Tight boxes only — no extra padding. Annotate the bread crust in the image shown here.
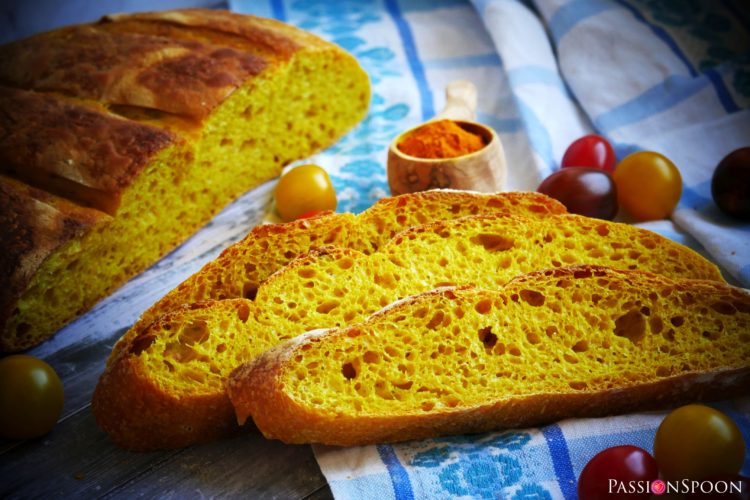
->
[228,266,750,446]
[0,10,282,119]
[0,86,178,211]
[0,176,110,347]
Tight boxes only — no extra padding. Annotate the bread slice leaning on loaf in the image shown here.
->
[0,9,370,351]
[228,265,750,446]
[109,191,567,364]
[93,212,723,450]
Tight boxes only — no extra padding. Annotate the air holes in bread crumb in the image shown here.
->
[394,381,413,390]
[427,311,445,330]
[650,316,663,334]
[569,381,587,390]
[422,401,435,411]
[478,327,497,348]
[614,310,646,343]
[316,300,339,314]
[338,257,355,270]
[520,289,545,307]
[526,332,541,344]
[572,340,588,353]
[179,321,209,345]
[216,343,227,353]
[711,301,736,315]
[130,334,156,355]
[670,316,684,327]
[475,299,492,314]
[471,233,514,252]
[341,362,357,379]
[363,351,380,363]
[236,303,250,322]
[298,268,316,278]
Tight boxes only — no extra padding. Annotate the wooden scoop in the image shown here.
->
[387,81,507,195]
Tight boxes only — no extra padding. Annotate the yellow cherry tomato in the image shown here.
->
[0,355,65,439]
[654,404,746,480]
[274,164,337,221]
[612,151,682,221]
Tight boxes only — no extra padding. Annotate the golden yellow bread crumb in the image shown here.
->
[0,9,370,351]
[94,211,723,450]
[109,191,567,364]
[229,265,750,446]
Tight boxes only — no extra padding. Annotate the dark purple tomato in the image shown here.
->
[537,168,618,219]
[578,445,659,500]
[712,147,750,220]
[562,134,616,172]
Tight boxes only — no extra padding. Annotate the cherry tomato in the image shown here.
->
[562,134,616,172]
[537,167,618,219]
[274,164,337,222]
[0,355,65,439]
[578,445,658,500]
[654,404,746,481]
[712,147,750,220]
[612,151,682,221]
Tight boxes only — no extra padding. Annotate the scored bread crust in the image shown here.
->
[95,206,724,450]
[228,266,750,446]
[0,9,371,351]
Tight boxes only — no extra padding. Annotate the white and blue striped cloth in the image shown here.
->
[11,0,749,497]
[228,1,750,498]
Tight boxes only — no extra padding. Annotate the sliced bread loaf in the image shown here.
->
[229,265,750,446]
[0,9,370,351]
[93,212,723,449]
[110,191,566,363]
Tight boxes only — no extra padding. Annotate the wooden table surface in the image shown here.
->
[0,182,333,499]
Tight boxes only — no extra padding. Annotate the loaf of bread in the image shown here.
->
[228,265,750,446]
[93,211,722,450]
[0,9,370,351]
[109,190,567,363]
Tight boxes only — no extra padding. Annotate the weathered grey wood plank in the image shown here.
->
[0,406,180,498]
[104,431,328,499]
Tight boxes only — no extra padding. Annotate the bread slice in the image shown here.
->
[0,9,370,351]
[109,191,567,363]
[93,212,723,450]
[228,265,750,446]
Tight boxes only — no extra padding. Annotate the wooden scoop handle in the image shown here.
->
[436,80,477,121]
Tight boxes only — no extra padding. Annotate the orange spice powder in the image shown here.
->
[397,119,487,159]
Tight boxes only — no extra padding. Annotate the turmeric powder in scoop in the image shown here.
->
[397,119,487,159]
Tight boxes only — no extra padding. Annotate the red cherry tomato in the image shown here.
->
[612,151,682,221]
[562,134,616,172]
[537,167,618,219]
[654,404,746,481]
[712,147,750,220]
[578,445,658,500]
